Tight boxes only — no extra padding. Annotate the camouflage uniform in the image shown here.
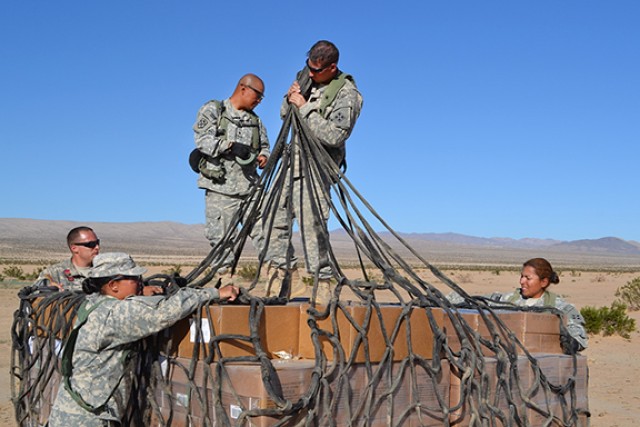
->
[447,289,588,351]
[194,98,270,269]
[33,259,88,291]
[49,287,222,426]
[267,73,363,278]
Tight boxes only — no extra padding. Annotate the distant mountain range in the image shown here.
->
[1,218,639,267]
[383,232,640,253]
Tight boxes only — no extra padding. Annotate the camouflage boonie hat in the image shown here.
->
[89,252,147,278]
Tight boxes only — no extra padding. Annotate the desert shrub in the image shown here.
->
[0,274,4,282]
[162,264,183,276]
[581,302,636,339]
[615,277,640,311]
[3,266,26,280]
[236,265,258,280]
[492,269,501,276]
[364,269,383,282]
[24,266,44,281]
[456,273,472,284]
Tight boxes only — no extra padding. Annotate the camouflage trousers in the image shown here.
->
[263,175,333,279]
[204,190,264,271]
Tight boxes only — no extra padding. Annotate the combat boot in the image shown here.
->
[315,279,332,306]
[266,268,306,299]
[288,268,307,299]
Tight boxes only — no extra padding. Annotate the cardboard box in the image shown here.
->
[312,360,449,427]
[443,309,562,356]
[153,358,316,426]
[407,307,447,360]
[478,310,562,355]
[315,362,409,425]
[150,406,205,427]
[218,360,316,427]
[30,368,60,426]
[441,309,481,354]
[449,354,589,426]
[163,304,300,360]
[406,360,451,427]
[31,296,77,339]
[158,359,213,419]
[22,340,62,426]
[524,353,589,425]
[298,303,444,363]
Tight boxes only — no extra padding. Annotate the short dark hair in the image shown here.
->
[308,40,339,67]
[67,226,95,248]
[82,276,111,294]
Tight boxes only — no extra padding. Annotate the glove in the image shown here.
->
[171,274,189,288]
[230,143,252,161]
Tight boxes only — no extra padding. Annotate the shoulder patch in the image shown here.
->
[331,106,352,129]
[196,117,210,130]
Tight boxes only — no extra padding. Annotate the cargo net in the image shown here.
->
[11,106,589,427]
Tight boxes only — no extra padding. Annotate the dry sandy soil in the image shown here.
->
[2,266,639,426]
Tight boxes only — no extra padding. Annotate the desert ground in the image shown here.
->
[2,265,639,426]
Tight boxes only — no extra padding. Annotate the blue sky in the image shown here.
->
[1,1,638,242]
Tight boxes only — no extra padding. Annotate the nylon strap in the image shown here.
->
[318,72,351,117]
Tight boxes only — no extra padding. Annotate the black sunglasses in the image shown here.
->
[307,60,329,74]
[73,239,100,248]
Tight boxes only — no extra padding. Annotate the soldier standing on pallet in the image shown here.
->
[265,40,363,302]
[190,74,271,285]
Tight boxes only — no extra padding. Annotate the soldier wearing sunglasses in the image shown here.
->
[263,40,363,302]
[33,226,101,291]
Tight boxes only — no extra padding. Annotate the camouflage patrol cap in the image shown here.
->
[89,252,147,278]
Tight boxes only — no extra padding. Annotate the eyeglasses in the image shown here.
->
[242,84,264,100]
[73,239,100,249]
[307,60,329,74]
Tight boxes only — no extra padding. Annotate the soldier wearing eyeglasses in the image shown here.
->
[191,74,271,284]
[32,226,101,291]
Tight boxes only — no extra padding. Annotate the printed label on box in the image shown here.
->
[189,319,211,343]
[230,404,242,419]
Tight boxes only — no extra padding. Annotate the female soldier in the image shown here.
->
[49,252,239,426]
[448,257,588,353]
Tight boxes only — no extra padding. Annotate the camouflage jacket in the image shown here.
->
[447,289,588,351]
[33,259,87,291]
[281,72,363,177]
[194,98,270,197]
[48,287,221,426]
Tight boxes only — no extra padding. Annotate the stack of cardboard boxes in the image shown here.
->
[24,297,588,426]
[151,302,589,426]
